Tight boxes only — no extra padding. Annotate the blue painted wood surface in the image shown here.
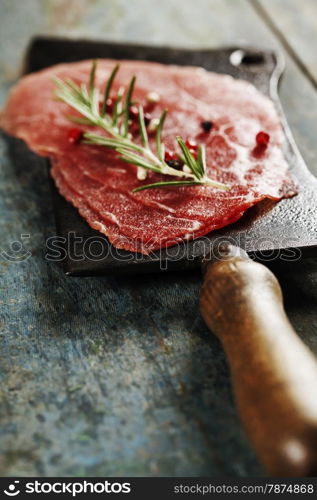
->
[0,0,317,476]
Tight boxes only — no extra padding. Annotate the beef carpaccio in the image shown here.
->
[0,59,297,254]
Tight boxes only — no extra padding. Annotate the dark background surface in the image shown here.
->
[0,0,317,477]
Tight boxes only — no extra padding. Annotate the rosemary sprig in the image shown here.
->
[54,61,229,192]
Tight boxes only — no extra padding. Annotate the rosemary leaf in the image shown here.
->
[84,132,144,154]
[116,148,162,173]
[102,63,120,115]
[122,76,136,137]
[83,133,123,148]
[80,83,90,102]
[64,79,85,101]
[156,109,167,161]
[67,115,94,125]
[197,144,207,177]
[91,87,100,116]
[112,86,124,127]
[133,180,206,192]
[138,106,149,149]
[134,179,229,192]
[89,59,97,98]
[176,136,201,179]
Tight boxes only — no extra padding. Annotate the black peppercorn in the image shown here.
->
[201,120,213,132]
[166,159,184,170]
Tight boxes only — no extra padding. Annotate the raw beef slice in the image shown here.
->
[0,59,297,254]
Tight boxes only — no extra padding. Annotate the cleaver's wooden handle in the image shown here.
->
[200,244,317,476]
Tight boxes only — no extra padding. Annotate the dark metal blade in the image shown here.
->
[23,38,317,275]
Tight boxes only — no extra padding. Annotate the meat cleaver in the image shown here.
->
[24,38,317,475]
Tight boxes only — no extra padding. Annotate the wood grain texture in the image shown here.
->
[255,0,317,86]
[0,0,317,477]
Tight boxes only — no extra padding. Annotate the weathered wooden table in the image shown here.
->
[1,0,317,476]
